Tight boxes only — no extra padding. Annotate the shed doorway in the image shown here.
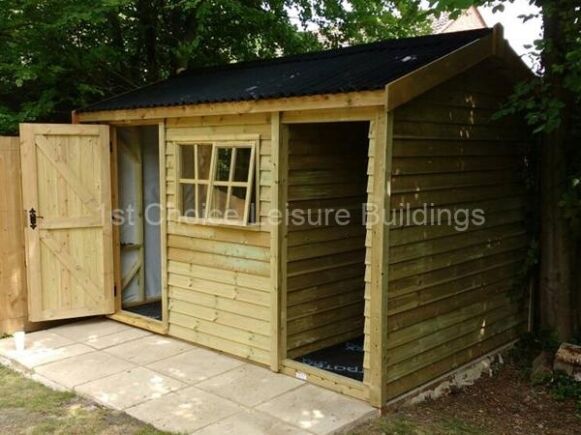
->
[113,126,164,326]
[284,121,369,383]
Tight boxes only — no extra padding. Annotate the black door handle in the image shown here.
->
[29,208,40,229]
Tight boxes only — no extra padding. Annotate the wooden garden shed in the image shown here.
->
[0,25,533,408]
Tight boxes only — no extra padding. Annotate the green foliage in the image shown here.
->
[509,330,560,374]
[520,329,561,355]
[301,0,431,46]
[0,0,431,135]
[493,80,565,134]
[559,176,581,237]
[532,370,581,412]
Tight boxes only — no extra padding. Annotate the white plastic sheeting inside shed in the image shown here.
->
[116,126,161,311]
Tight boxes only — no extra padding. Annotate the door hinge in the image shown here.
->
[114,284,117,297]
[110,141,113,153]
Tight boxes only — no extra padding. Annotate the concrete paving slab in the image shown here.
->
[0,331,74,355]
[35,351,135,389]
[196,409,313,435]
[76,367,186,410]
[147,347,244,384]
[1,343,94,370]
[126,386,242,433]
[256,384,376,435]
[84,328,152,350]
[197,364,304,407]
[104,335,192,365]
[0,319,377,434]
[50,318,132,344]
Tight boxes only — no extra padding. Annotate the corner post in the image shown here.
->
[492,23,505,57]
[369,92,393,408]
[270,112,288,371]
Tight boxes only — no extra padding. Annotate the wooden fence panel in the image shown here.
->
[0,136,30,334]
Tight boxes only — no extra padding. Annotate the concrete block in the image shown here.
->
[147,347,244,384]
[35,351,135,389]
[196,409,312,435]
[257,384,376,435]
[196,364,303,407]
[105,335,192,365]
[76,367,185,410]
[126,386,242,433]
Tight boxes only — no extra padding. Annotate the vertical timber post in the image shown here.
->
[270,112,288,371]
[369,101,392,408]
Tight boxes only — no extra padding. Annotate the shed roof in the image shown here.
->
[78,28,491,113]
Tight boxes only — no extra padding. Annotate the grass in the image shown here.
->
[0,364,170,434]
[352,415,486,435]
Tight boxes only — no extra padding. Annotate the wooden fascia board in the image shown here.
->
[76,90,386,123]
[386,24,534,111]
[385,32,494,111]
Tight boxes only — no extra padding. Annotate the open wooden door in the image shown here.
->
[20,124,115,322]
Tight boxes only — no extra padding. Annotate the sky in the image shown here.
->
[478,0,542,68]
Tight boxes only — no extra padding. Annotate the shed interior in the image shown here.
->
[116,126,162,320]
[285,122,369,381]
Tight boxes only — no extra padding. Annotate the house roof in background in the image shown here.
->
[78,28,492,113]
[432,6,487,34]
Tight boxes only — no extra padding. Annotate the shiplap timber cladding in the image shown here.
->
[285,123,368,359]
[165,113,273,365]
[362,121,376,386]
[384,60,531,401]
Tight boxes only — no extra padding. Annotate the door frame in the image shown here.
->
[275,111,377,402]
[107,120,169,334]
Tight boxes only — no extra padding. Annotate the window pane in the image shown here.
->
[181,184,196,217]
[209,185,228,218]
[180,146,195,179]
[197,144,212,180]
[215,148,232,181]
[248,185,257,224]
[197,184,208,217]
[227,187,247,220]
[233,147,252,182]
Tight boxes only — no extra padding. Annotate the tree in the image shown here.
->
[432,0,581,340]
[0,0,431,134]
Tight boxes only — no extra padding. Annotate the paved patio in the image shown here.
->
[0,318,376,434]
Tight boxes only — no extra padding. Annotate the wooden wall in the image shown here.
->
[385,60,531,400]
[164,114,273,365]
[0,137,29,334]
[286,123,368,358]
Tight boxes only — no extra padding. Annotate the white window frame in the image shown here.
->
[176,135,259,227]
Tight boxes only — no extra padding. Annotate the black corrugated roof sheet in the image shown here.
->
[78,28,491,113]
